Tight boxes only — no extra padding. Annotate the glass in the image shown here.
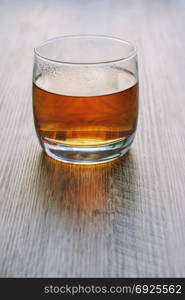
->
[32,35,138,164]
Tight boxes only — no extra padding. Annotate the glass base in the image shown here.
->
[42,133,135,165]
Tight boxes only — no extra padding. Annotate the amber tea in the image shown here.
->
[33,69,138,147]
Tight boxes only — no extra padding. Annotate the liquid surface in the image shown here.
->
[33,68,138,146]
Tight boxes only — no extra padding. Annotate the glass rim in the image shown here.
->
[34,34,137,65]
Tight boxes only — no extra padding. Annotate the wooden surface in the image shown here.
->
[0,0,185,278]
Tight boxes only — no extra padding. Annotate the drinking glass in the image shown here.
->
[32,35,138,164]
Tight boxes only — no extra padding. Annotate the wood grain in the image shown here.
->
[0,0,185,277]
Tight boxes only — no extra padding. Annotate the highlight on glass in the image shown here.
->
[32,35,139,164]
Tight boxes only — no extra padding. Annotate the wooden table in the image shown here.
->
[0,0,185,278]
